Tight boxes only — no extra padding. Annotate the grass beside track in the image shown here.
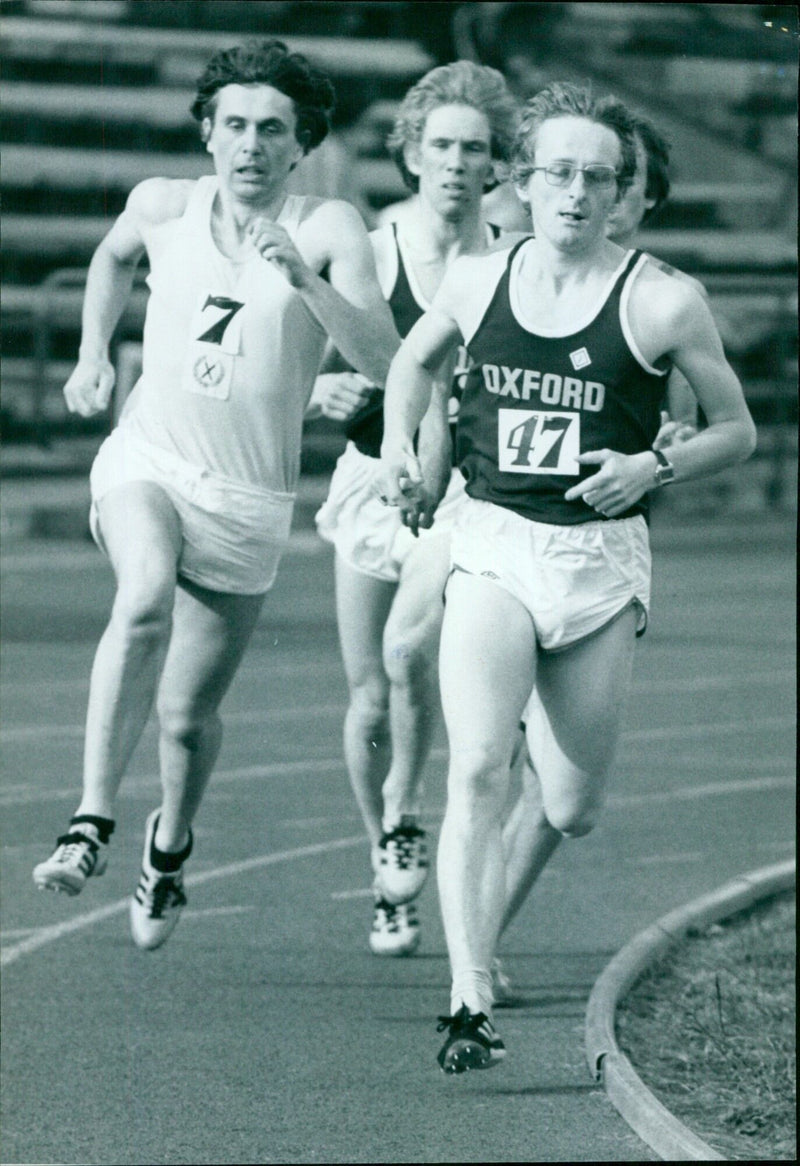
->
[616,889,796,1161]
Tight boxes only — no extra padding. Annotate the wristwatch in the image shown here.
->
[652,448,675,487]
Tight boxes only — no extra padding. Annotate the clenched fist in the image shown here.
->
[63,357,116,417]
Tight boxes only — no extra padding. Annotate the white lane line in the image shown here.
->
[624,852,704,867]
[608,774,794,807]
[2,670,794,737]
[2,717,795,809]
[330,888,374,901]
[1,834,364,968]
[0,758,348,806]
[619,715,794,743]
[1,658,346,698]
[182,905,253,920]
[1,703,348,744]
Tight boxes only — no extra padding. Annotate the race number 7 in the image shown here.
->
[197,296,244,346]
[498,409,581,475]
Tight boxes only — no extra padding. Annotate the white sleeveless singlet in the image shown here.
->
[121,176,327,493]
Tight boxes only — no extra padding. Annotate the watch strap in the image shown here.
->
[653,448,675,485]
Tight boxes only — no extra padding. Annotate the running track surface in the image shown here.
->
[1,504,795,1164]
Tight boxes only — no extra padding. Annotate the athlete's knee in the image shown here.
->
[347,675,390,737]
[111,571,174,643]
[382,631,433,694]
[157,696,221,752]
[448,744,511,807]
[545,793,602,838]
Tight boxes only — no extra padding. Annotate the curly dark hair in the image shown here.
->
[510,82,637,195]
[190,39,335,153]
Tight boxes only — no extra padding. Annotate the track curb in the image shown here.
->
[585,857,796,1161]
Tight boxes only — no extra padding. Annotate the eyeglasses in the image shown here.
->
[532,163,618,189]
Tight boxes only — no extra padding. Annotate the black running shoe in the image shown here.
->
[436,1004,506,1073]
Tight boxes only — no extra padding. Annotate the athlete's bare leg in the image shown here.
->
[153,580,265,851]
[76,482,182,820]
[381,532,449,826]
[437,572,537,1017]
[528,607,638,833]
[498,608,639,936]
[334,553,396,847]
[500,752,562,935]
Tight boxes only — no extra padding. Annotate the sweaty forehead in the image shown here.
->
[535,116,621,167]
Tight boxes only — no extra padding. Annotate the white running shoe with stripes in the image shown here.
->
[130,810,191,951]
[369,884,421,956]
[372,815,428,905]
[33,819,109,895]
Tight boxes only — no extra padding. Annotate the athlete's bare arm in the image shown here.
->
[638,269,756,473]
[405,346,460,533]
[565,268,756,516]
[304,371,375,421]
[648,255,705,441]
[249,198,400,387]
[380,301,462,507]
[64,178,192,417]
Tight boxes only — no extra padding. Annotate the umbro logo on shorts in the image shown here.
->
[481,570,500,580]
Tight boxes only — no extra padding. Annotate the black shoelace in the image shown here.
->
[386,826,424,869]
[149,876,186,918]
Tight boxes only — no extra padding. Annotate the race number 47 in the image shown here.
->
[498,409,580,475]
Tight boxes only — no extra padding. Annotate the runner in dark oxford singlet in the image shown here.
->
[457,243,666,525]
[379,82,756,1075]
[492,112,714,993]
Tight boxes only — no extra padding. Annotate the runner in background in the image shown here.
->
[313,61,518,956]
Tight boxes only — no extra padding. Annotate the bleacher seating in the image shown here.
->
[0,4,433,449]
[0,1,796,506]
[0,14,434,82]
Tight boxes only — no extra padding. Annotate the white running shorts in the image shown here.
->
[89,427,295,595]
[449,497,651,652]
[391,465,468,570]
[315,441,467,583]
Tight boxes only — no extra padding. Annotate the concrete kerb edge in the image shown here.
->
[584,857,796,1162]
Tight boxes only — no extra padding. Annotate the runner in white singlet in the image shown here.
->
[32,40,400,954]
[380,83,755,1073]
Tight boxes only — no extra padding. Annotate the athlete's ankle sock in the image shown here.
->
[150,829,193,873]
[382,811,420,834]
[70,814,115,845]
[450,968,494,1020]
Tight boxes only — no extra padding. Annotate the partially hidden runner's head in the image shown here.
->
[191,39,336,157]
[510,81,638,251]
[607,112,671,243]
[386,60,519,196]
